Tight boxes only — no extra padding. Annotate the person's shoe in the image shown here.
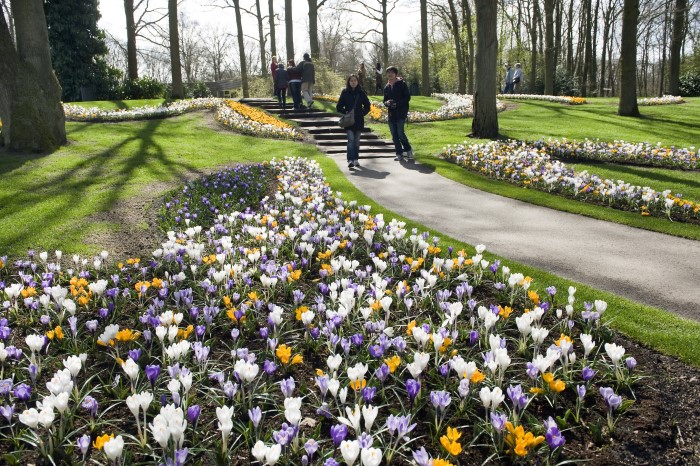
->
[405,150,414,160]
[348,161,354,168]
[353,160,360,167]
[394,154,404,161]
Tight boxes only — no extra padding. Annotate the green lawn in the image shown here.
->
[1,110,699,366]
[0,112,317,257]
[366,97,700,239]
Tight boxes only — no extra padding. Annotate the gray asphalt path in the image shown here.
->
[331,153,700,321]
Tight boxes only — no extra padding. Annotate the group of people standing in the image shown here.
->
[502,63,523,94]
[336,65,413,168]
[271,53,315,111]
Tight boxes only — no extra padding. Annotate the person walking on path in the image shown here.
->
[512,63,523,93]
[270,56,278,97]
[287,59,302,110]
[503,64,514,94]
[374,62,383,95]
[274,63,289,111]
[358,63,366,89]
[296,53,316,109]
[383,66,413,162]
[336,74,371,169]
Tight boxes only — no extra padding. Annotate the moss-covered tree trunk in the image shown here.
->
[471,0,498,139]
[0,0,66,152]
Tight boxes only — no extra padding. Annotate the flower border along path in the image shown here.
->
[324,149,700,321]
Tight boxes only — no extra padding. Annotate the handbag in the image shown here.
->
[338,93,360,128]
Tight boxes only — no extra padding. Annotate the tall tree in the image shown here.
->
[529,0,539,93]
[285,0,294,60]
[618,0,640,116]
[544,0,555,94]
[168,0,183,98]
[0,0,65,151]
[243,0,268,76]
[446,0,466,94]
[233,0,249,96]
[668,0,688,95]
[340,0,398,70]
[268,0,277,59]
[581,0,592,96]
[420,0,429,95]
[308,0,327,60]
[471,0,498,138]
[462,0,475,94]
[44,0,109,102]
[124,0,138,80]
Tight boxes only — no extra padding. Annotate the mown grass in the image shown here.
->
[75,98,175,110]
[1,110,699,366]
[0,112,317,257]
[365,97,700,239]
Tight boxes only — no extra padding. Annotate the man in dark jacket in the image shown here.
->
[383,66,413,161]
[296,53,316,109]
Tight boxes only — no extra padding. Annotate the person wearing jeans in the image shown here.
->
[383,65,413,161]
[336,74,371,168]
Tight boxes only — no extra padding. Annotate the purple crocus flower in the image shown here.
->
[330,423,347,447]
[430,390,451,412]
[406,379,420,403]
[507,384,529,411]
[223,381,238,398]
[582,366,596,382]
[146,365,161,388]
[263,359,277,375]
[625,357,637,371]
[362,386,377,403]
[248,406,262,428]
[412,447,431,466]
[490,411,507,432]
[600,387,622,411]
[544,416,566,449]
[323,459,340,466]
[0,379,12,397]
[577,384,586,400]
[375,364,390,383]
[526,362,539,380]
[187,405,201,424]
[175,447,188,466]
[279,377,295,398]
[317,402,332,419]
[272,423,297,446]
[0,404,14,422]
[128,348,142,362]
[469,329,479,346]
[13,383,31,402]
[77,433,91,457]
[82,395,98,417]
[304,438,319,458]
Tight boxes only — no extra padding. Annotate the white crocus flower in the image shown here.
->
[361,447,383,466]
[362,404,379,432]
[103,435,125,461]
[580,334,596,357]
[340,440,360,466]
[604,342,625,365]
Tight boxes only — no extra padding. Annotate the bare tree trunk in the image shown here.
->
[382,0,389,69]
[285,0,294,61]
[566,0,574,75]
[530,0,539,93]
[251,0,268,76]
[659,0,670,96]
[598,0,613,96]
[446,0,465,94]
[268,0,276,58]
[581,0,592,97]
[233,0,249,97]
[463,0,475,94]
[0,0,65,152]
[471,0,498,138]
[168,0,184,98]
[420,0,430,95]
[668,0,687,95]
[544,0,555,94]
[124,0,138,80]
[618,0,640,116]
[308,0,325,60]
[589,0,600,93]
[554,0,562,69]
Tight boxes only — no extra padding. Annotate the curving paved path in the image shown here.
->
[241,98,700,321]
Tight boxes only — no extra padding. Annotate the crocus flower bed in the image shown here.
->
[159,164,271,232]
[0,157,643,465]
[638,95,685,106]
[215,101,304,140]
[314,94,506,123]
[533,138,700,171]
[497,94,587,105]
[441,140,700,222]
[63,98,224,122]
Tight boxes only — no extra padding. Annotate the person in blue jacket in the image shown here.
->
[336,74,371,168]
[383,66,413,162]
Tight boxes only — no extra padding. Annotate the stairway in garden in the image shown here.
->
[240,98,396,159]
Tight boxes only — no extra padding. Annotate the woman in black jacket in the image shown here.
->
[336,74,371,168]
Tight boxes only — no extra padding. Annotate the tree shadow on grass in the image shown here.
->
[0,117,207,255]
[576,161,700,191]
